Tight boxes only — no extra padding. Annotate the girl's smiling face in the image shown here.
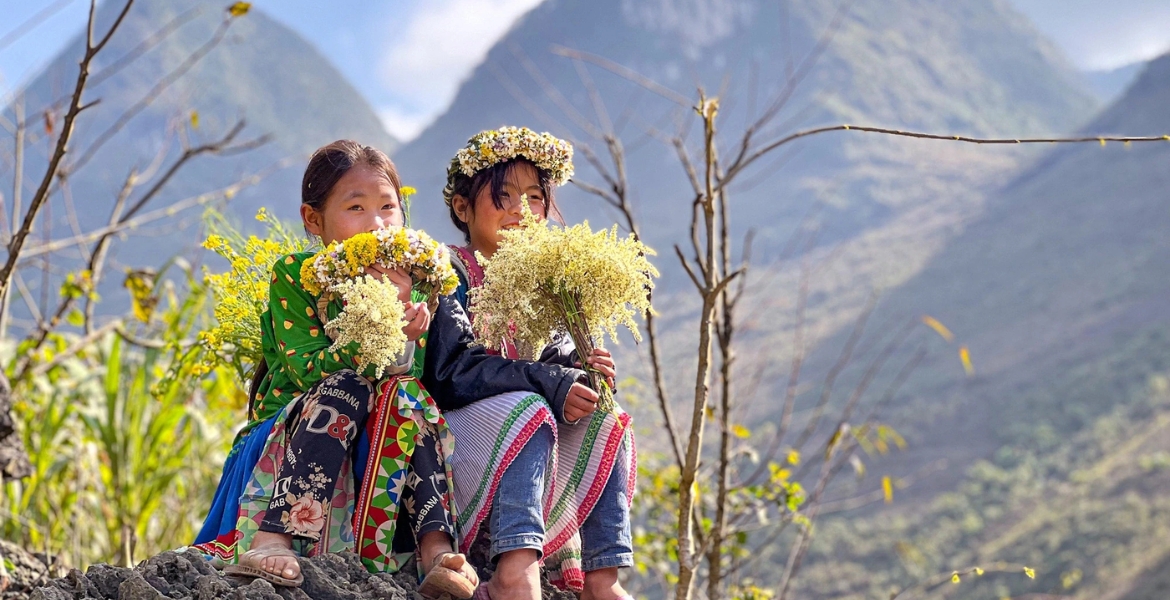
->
[452,161,547,258]
[302,164,403,245]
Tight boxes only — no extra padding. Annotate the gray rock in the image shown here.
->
[84,564,130,599]
[0,374,31,481]
[1,539,52,596]
[26,551,417,600]
[29,549,577,600]
[115,573,164,600]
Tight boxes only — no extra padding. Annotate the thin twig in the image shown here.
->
[550,45,692,107]
[30,320,121,377]
[508,42,600,138]
[888,562,1035,600]
[793,292,877,450]
[19,7,204,132]
[722,125,1170,188]
[0,0,135,303]
[67,14,237,175]
[817,458,947,515]
[11,137,272,381]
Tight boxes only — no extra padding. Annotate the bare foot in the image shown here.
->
[433,552,479,587]
[488,549,540,600]
[248,531,300,581]
[418,531,478,598]
[581,567,628,600]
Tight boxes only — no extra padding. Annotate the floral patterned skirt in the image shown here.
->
[192,374,454,574]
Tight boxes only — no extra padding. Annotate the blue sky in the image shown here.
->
[2,0,1168,142]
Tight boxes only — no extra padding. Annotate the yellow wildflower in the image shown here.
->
[199,209,309,383]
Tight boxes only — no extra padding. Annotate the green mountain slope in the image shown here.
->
[786,53,1170,599]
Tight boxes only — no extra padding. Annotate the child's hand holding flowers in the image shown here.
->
[364,264,432,341]
[301,227,458,377]
[471,201,657,414]
[563,349,615,422]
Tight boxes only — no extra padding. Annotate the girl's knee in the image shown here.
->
[528,421,554,453]
[313,370,373,416]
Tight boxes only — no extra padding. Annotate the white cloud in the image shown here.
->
[378,106,430,143]
[1009,0,1170,70]
[378,0,544,135]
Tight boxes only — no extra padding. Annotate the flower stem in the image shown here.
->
[557,286,615,414]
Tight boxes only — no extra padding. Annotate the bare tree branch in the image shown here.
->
[793,292,877,450]
[10,128,273,382]
[16,167,268,261]
[91,7,203,90]
[29,319,121,378]
[508,43,601,138]
[0,0,135,305]
[17,7,205,134]
[817,458,947,515]
[723,125,1170,187]
[674,245,703,291]
[888,562,1035,600]
[550,45,692,107]
[67,12,238,175]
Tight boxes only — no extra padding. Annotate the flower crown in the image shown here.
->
[443,126,574,206]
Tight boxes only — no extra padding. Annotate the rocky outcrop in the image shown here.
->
[0,375,31,481]
[25,551,416,600]
[23,549,578,600]
[1,540,62,598]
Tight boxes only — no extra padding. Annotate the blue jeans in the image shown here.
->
[488,424,634,572]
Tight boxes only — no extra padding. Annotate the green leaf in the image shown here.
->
[66,309,85,327]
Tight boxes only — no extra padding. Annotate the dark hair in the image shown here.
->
[302,139,403,210]
[448,158,563,242]
[247,140,401,419]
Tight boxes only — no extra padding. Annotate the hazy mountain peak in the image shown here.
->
[2,0,398,317]
[620,0,756,54]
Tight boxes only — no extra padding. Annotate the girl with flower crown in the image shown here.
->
[434,127,636,600]
[194,140,592,597]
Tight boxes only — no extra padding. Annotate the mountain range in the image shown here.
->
[393,1,1170,598]
[1,0,395,320]
[785,52,1170,600]
[6,0,1170,597]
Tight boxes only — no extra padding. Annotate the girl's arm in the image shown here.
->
[537,331,579,368]
[421,293,585,422]
[267,255,381,391]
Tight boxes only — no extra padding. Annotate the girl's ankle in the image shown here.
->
[251,530,293,549]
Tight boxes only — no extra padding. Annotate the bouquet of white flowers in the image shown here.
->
[471,203,658,412]
[299,228,459,378]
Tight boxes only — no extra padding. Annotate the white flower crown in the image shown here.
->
[443,126,574,206]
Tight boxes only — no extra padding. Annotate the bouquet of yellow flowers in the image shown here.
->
[470,203,658,413]
[299,227,460,378]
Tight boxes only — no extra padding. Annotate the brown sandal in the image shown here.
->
[223,544,304,587]
[418,552,478,600]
